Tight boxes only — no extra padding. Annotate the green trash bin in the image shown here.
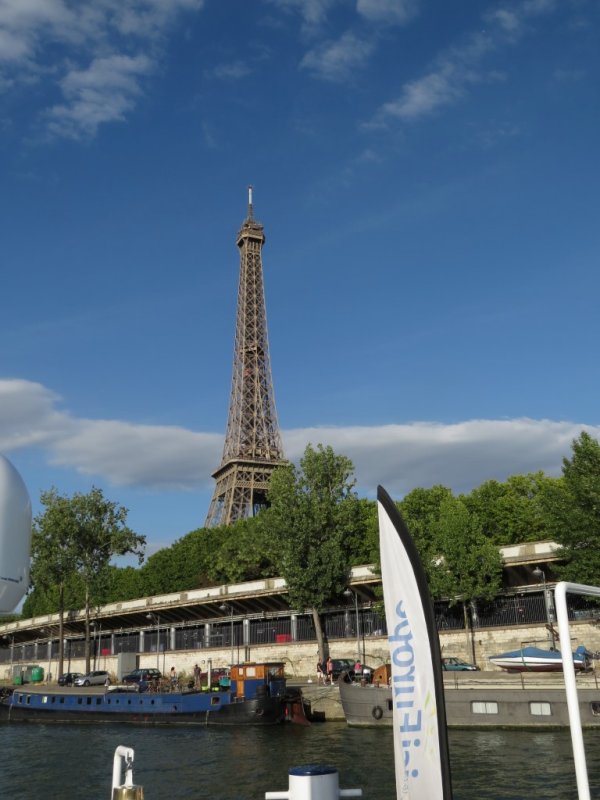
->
[31,666,44,683]
[13,675,23,686]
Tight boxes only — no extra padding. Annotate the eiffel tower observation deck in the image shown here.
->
[205,188,287,527]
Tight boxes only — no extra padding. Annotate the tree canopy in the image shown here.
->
[461,472,557,545]
[427,496,503,604]
[263,443,363,661]
[26,487,145,673]
[543,431,600,584]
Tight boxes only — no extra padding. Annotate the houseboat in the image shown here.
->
[0,662,308,726]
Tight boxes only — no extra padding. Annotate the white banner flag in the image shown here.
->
[378,486,453,800]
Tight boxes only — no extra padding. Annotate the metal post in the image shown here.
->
[219,603,234,667]
[533,566,555,647]
[344,588,361,663]
[157,617,161,671]
[555,581,600,800]
[91,622,101,670]
[146,613,160,670]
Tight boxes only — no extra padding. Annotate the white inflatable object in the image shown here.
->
[0,454,32,612]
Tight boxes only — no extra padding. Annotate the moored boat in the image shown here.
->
[488,644,590,672]
[0,661,308,726]
[338,671,600,728]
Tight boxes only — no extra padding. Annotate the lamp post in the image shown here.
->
[219,603,234,667]
[533,566,556,648]
[1,635,14,673]
[90,622,98,670]
[146,613,160,670]
[344,588,361,663]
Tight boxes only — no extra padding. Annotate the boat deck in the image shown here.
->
[442,669,600,690]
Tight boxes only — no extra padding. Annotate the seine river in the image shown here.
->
[1,722,599,799]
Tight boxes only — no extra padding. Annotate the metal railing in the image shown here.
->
[1,591,598,665]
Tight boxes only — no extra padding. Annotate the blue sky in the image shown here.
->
[1,0,599,557]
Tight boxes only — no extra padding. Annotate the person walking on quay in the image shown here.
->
[170,666,178,688]
[193,663,201,689]
[316,659,325,685]
[326,656,333,685]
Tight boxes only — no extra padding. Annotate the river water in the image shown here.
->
[1,722,599,799]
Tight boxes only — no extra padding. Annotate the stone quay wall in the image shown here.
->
[4,619,600,684]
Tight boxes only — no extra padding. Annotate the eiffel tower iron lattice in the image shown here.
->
[205,188,287,527]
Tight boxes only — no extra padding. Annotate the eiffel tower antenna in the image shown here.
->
[205,188,286,527]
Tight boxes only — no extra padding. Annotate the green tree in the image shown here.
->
[29,488,80,678]
[429,497,503,603]
[264,444,362,663]
[207,516,277,585]
[32,487,145,673]
[462,472,556,545]
[98,565,145,603]
[345,498,378,566]
[140,546,189,596]
[544,432,600,583]
[74,488,145,671]
[399,485,454,555]
[428,496,503,663]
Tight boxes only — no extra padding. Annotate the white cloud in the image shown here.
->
[267,0,418,29]
[284,419,587,497]
[99,0,203,38]
[523,0,557,15]
[0,26,35,63]
[51,419,222,490]
[356,0,418,25]
[553,67,585,83]
[0,378,220,490]
[367,31,494,126]
[369,0,559,128]
[0,379,70,449]
[490,9,522,34]
[211,60,252,81]
[0,378,595,498]
[265,0,337,29]
[46,54,154,139]
[379,69,464,121]
[0,0,74,64]
[301,31,374,82]
[0,0,203,138]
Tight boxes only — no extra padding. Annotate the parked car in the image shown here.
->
[330,659,374,682]
[122,668,162,686]
[442,657,479,671]
[74,670,110,686]
[57,672,83,686]
[201,667,229,684]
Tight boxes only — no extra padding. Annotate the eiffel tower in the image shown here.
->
[205,188,287,527]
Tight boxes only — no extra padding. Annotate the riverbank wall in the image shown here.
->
[4,619,600,685]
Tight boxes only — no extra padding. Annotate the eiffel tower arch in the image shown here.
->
[205,188,287,527]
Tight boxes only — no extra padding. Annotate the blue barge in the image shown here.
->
[0,662,307,726]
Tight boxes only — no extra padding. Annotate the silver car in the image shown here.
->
[74,670,110,687]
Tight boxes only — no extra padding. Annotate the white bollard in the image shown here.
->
[265,766,362,800]
[111,745,144,800]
